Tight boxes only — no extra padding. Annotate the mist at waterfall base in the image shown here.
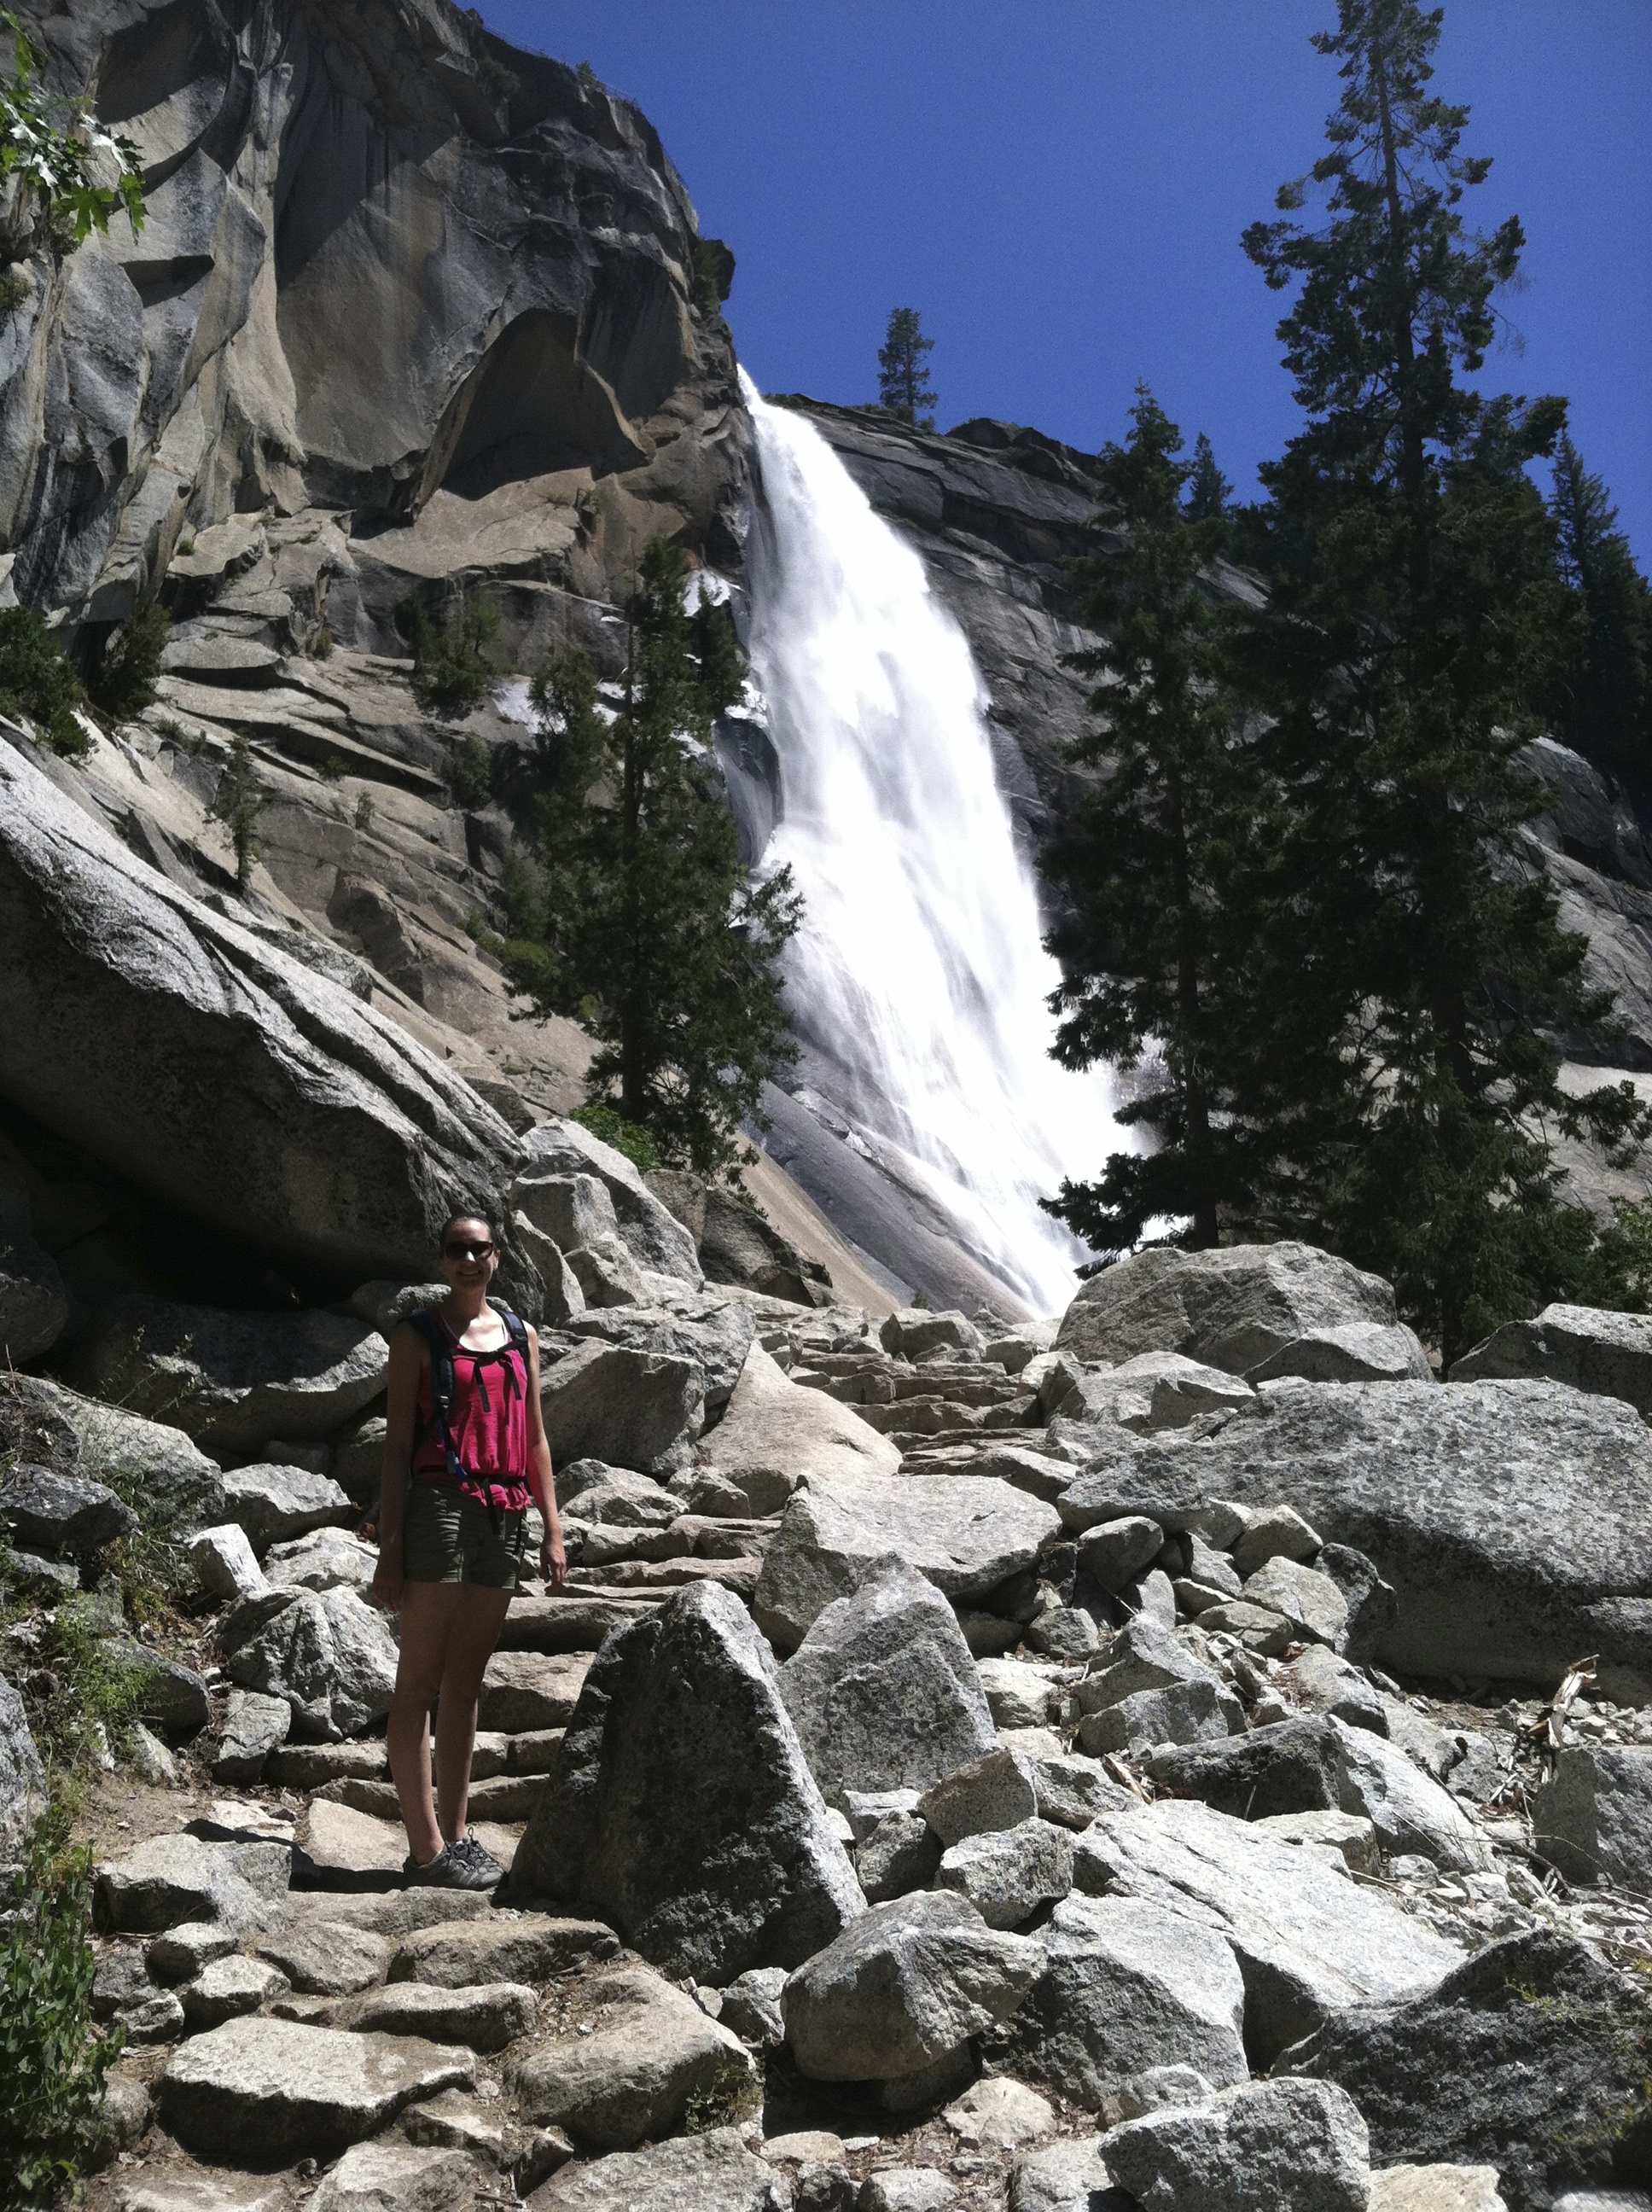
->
[742,375,1126,1317]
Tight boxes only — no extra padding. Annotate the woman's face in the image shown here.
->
[439,1217,499,1295]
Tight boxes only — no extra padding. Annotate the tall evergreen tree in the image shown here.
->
[1547,433,1652,788]
[507,540,804,1174]
[1042,390,1298,1255]
[878,307,937,429]
[1236,0,1646,1357]
[1184,433,1233,523]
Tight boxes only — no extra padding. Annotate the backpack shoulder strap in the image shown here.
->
[406,1307,455,1417]
[497,1307,530,1359]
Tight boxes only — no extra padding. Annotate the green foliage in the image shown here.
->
[475,50,520,103]
[575,60,601,96]
[354,789,375,831]
[1222,0,1650,1356]
[510,537,803,1173]
[398,592,504,717]
[0,264,26,311]
[878,306,937,430]
[445,732,494,810]
[0,1808,122,2209]
[1042,387,1294,1257]
[32,1594,157,1769]
[0,10,145,253]
[683,2058,761,2133]
[0,605,85,754]
[88,602,170,722]
[1546,434,1652,788]
[1184,432,1233,522]
[311,622,334,660]
[570,1103,660,1176]
[692,238,735,316]
[213,736,265,888]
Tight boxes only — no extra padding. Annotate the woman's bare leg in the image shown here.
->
[433,1585,512,1842]
[387,1581,462,1864]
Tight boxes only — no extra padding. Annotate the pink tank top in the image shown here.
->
[413,1319,532,1513]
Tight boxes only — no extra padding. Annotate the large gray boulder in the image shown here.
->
[1056,1243,1400,1375]
[701,1339,902,1513]
[1108,1377,1652,1699]
[1099,2077,1371,2212]
[1451,1303,1652,1417]
[157,2016,473,2163]
[0,1670,45,1855]
[83,1297,387,1453]
[1006,1893,1249,2114]
[782,1891,1044,2086]
[221,1586,399,1740]
[1072,1799,1463,2065]
[1532,1746,1652,1891]
[509,1963,752,2150]
[221,1465,354,1557]
[518,1122,702,1286]
[0,1463,137,1557]
[509,1581,864,1980]
[567,1296,756,1416]
[754,1470,1061,1652]
[1286,1930,1652,2212]
[5,1373,224,1531]
[529,2128,791,2212]
[777,1557,997,1804]
[0,740,521,1284]
[539,1337,705,1476]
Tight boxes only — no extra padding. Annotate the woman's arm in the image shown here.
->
[525,1326,566,1593]
[370,1323,426,1613]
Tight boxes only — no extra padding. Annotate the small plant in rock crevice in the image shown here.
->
[212,736,265,888]
[0,605,86,755]
[683,2058,762,2134]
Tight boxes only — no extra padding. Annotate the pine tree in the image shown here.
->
[1547,434,1652,788]
[507,540,804,1174]
[1184,433,1233,523]
[1041,390,1297,1256]
[1236,0,1648,1358]
[877,307,937,429]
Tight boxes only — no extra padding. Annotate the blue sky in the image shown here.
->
[476,2,1652,562]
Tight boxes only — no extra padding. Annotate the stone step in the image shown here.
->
[565,1555,762,1596]
[495,1594,661,1651]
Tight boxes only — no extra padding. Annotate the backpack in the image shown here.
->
[407,1304,530,1525]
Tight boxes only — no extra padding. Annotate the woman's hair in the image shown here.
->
[438,1208,497,1250]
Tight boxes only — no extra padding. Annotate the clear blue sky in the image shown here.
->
[476,2,1652,562]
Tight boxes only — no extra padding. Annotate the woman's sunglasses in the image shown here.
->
[443,1239,496,1260]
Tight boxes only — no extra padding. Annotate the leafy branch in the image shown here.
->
[0,9,144,253]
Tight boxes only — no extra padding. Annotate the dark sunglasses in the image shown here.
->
[443,1239,496,1260]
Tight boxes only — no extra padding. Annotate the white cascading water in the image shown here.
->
[742,372,1124,1314]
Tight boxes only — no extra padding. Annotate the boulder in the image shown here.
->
[517,1121,702,1285]
[861,2171,957,2211]
[701,1339,901,1515]
[852,1796,944,1905]
[935,1819,1074,1928]
[1100,2076,1370,2212]
[332,1978,537,2052]
[539,1337,704,1476]
[1079,1677,1242,1760]
[528,2128,790,2211]
[189,1523,268,1602]
[882,1309,985,1359]
[0,742,520,1284]
[777,1557,997,1803]
[0,1209,68,1362]
[1076,1615,1226,1715]
[1286,1929,1652,2212]
[754,1469,1061,1652]
[7,1374,224,1531]
[311,2140,477,2212]
[1249,1322,1434,1384]
[1145,1715,1490,1872]
[212,1689,292,1784]
[1241,1556,1349,1646]
[1072,1799,1463,2064]
[1063,1353,1257,1434]
[479,1651,590,1734]
[1,1670,45,1854]
[568,1297,756,1415]
[257,1919,396,1997]
[388,1914,618,1988]
[265,1526,377,1592]
[1230,1504,1324,1577]
[222,1586,399,1739]
[180,1955,292,2030]
[95,1833,289,1935]
[1283,1647,1389,1736]
[944,2075,1056,2151]
[1006,1892,1248,2116]
[509,1581,864,1981]
[782,1891,1043,2084]
[919,1746,1040,1846]
[1451,1303,1652,1417]
[1009,2136,1122,2212]
[157,2015,473,2163]
[84,1298,388,1453]
[717,1965,788,2044]
[221,1464,353,1556]
[978,1658,1061,1732]
[1056,1243,1399,1374]
[1533,1746,1652,1890]
[0,1462,137,1557]
[510,1963,752,2148]
[1367,2174,1508,2212]
[1080,1516,1166,1592]
[1109,1377,1652,1698]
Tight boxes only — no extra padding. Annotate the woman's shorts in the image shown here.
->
[403,1479,527,1590]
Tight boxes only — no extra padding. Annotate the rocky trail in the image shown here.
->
[8,1222,1652,2211]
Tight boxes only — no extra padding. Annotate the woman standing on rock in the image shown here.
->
[371,1210,566,1889]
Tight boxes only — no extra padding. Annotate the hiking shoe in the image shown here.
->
[403,1842,495,1891]
[450,1832,504,1887]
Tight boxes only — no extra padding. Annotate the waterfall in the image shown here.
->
[742,374,1123,1316]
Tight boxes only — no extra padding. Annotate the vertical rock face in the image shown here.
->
[10,0,748,640]
[509,1580,865,1982]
